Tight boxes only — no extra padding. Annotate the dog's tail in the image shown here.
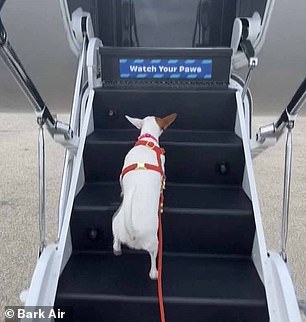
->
[123,187,136,240]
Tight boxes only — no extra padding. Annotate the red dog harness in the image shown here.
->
[121,139,165,182]
[120,134,166,322]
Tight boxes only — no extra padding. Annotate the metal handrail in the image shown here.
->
[255,77,306,144]
[280,118,294,262]
[0,18,73,140]
[57,37,89,240]
[37,118,46,255]
[254,77,306,262]
[274,77,306,134]
[277,79,306,262]
[0,19,54,121]
[0,17,75,255]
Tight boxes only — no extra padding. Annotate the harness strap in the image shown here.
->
[120,139,165,181]
[134,140,165,157]
[138,133,158,143]
[121,162,163,178]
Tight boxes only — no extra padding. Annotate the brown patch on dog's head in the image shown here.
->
[155,113,177,131]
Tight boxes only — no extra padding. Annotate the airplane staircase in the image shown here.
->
[54,81,270,321]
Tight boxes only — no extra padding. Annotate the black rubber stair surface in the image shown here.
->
[55,83,270,321]
[71,182,255,255]
[84,129,245,184]
[93,88,237,131]
[55,252,269,322]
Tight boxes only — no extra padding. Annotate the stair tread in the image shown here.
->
[84,129,244,185]
[57,252,266,305]
[74,182,252,214]
[87,129,241,146]
[93,88,237,131]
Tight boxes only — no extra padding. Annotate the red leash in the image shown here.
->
[158,187,166,322]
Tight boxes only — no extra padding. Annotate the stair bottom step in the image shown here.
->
[56,298,268,322]
[55,252,269,322]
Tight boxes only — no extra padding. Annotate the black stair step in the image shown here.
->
[55,252,269,322]
[84,129,244,184]
[86,128,241,145]
[71,182,255,255]
[93,88,237,131]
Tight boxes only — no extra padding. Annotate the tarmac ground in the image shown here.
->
[0,113,305,321]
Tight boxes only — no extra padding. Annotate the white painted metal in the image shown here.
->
[58,2,95,56]
[230,18,243,54]
[58,0,81,56]
[59,0,275,69]
[245,12,262,44]
[27,16,97,304]
[235,91,301,321]
[24,90,95,309]
[269,252,302,322]
[69,36,88,136]
[72,8,94,46]
[58,151,73,240]
[235,92,282,321]
[230,76,252,138]
[87,38,103,89]
[58,88,95,274]
[53,134,79,151]
[232,0,275,69]
[57,36,88,239]
[75,88,91,196]
[60,227,73,275]
[25,244,57,307]
[80,88,94,136]
[231,12,261,56]
[57,136,85,238]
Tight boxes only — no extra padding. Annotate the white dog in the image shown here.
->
[112,113,177,279]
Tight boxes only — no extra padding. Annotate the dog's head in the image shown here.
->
[125,113,177,138]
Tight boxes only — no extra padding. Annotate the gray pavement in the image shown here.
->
[0,113,305,321]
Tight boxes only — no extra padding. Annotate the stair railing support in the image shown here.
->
[280,112,295,262]
[37,116,46,256]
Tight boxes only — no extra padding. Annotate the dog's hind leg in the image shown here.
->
[113,237,122,256]
[147,239,158,280]
[149,251,158,280]
[149,249,158,279]
[112,206,123,256]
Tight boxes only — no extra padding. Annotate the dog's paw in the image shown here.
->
[113,249,122,256]
[113,239,122,256]
[149,269,158,280]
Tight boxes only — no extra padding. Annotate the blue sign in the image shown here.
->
[119,58,212,79]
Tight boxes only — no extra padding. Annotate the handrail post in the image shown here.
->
[37,117,46,255]
[280,117,294,262]
[1,16,78,254]
[242,58,257,101]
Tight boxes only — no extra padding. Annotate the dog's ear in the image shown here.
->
[156,113,177,130]
[125,115,144,129]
